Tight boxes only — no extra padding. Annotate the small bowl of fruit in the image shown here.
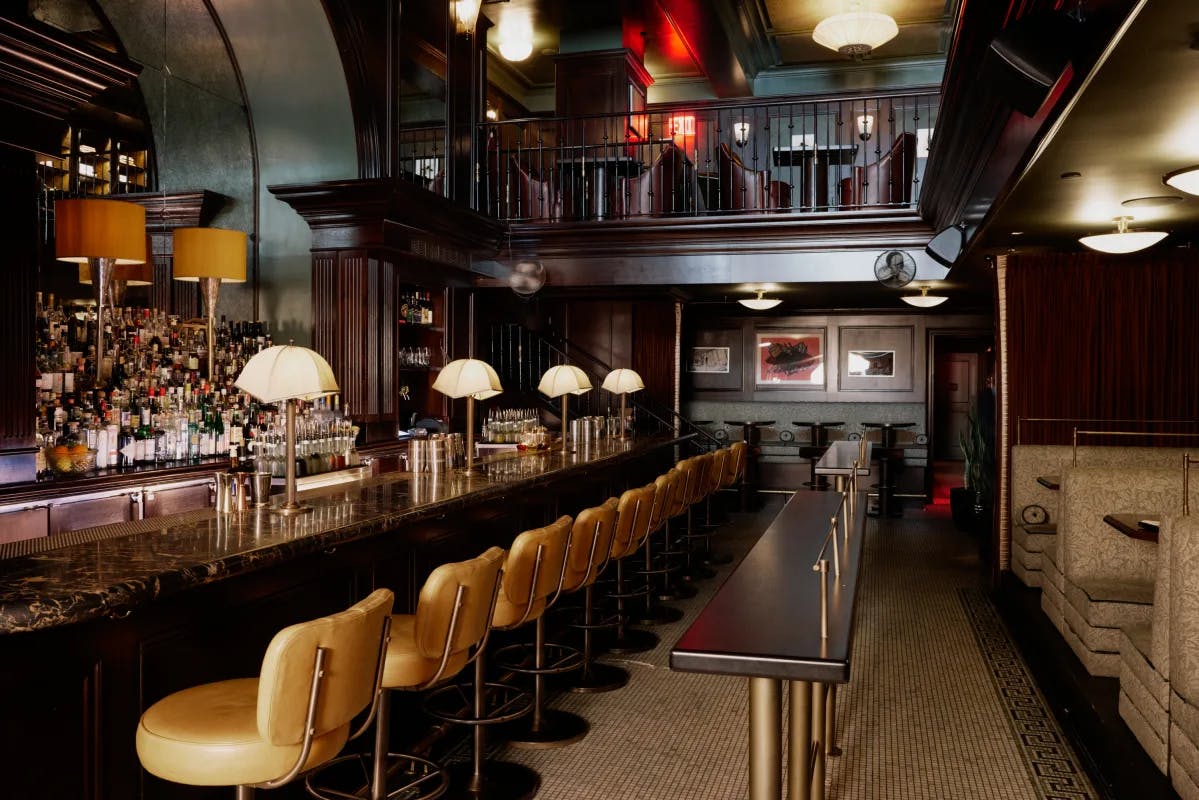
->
[47,443,97,476]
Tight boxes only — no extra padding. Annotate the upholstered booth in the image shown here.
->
[840,132,916,208]
[1050,466,1183,677]
[1170,516,1199,798]
[717,143,792,211]
[614,142,695,217]
[485,138,561,222]
[136,589,394,799]
[307,550,505,799]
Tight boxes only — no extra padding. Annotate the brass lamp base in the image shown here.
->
[270,503,312,516]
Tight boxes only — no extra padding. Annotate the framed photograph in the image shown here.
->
[755,330,825,387]
[839,326,914,391]
[847,350,895,377]
[689,346,730,373]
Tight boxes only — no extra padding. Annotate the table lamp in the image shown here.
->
[538,365,592,453]
[55,198,146,385]
[235,344,339,515]
[601,368,644,441]
[79,256,153,308]
[432,358,503,474]
[172,227,247,380]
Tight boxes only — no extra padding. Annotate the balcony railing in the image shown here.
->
[478,91,938,224]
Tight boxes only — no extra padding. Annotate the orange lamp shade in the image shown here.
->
[55,198,146,265]
[172,227,247,282]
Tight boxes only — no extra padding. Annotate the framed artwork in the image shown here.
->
[839,326,914,391]
[689,347,730,373]
[755,330,825,387]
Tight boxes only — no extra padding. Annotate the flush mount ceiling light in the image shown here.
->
[1164,165,1199,196]
[1078,216,1167,254]
[498,15,534,61]
[813,3,898,59]
[738,290,782,311]
[900,285,948,308]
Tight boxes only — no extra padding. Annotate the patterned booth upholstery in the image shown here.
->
[1048,466,1184,677]
[1011,445,1190,588]
[1171,516,1199,798]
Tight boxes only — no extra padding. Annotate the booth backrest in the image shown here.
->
[1170,515,1199,703]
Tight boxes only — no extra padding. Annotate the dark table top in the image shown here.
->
[725,420,775,426]
[793,421,845,427]
[861,422,915,429]
[671,488,867,682]
[1103,513,1161,543]
[772,144,859,166]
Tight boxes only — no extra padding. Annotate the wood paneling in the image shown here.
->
[633,300,678,413]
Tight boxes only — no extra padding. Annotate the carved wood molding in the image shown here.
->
[269,178,506,261]
[120,190,228,231]
[0,16,140,122]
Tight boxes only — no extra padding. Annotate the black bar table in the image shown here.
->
[725,420,775,511]
[860,423,914,517]
[672,488,868,800]
[794,422,844,490]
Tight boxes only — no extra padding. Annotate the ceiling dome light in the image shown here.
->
[813,10,898,58]
[498,16,534,61]
[738,290,782,311]
[901,286,948,308]
[1164,165,1199,196]
[1078,216,1167,254]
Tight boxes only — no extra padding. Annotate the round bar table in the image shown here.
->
[860,423,914,517]
[725,420,775,511]
[794,422,845,490]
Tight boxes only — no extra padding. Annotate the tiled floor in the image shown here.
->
[489,498,1098,799]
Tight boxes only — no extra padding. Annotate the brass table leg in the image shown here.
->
[787,680,812,800]
[811,682,826,800]
[825,684,841,756]
[833,475,845,492]
[749,677,782,800]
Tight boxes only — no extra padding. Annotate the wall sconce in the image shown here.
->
[857,114,874,141]
[453,0,481,35]
[485,106,499,121]
[733,121,751,147]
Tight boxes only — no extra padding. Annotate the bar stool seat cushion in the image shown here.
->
[137,678,350,787]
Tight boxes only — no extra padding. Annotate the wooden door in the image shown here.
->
[935,353,977,460]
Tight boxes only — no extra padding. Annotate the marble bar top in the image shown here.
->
[0,436,680,636]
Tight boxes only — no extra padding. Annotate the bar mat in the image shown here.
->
[0,508,215,561]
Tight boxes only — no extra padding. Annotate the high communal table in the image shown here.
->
[815,440,873,492]
[727,420,776,511]
[794,422,845,491]
[672,486,869,800]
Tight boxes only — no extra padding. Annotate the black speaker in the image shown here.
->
[984,11,1079,117]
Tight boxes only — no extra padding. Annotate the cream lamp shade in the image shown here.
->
[1078,216,1166,254]
[433,359,503,399]
[79,260,154,285]
[235,345,339,404]
[172,227,247,282]
[538,365,592,398]
[55,198,146,264]
[813,9,898,58]
[601,369,644,395]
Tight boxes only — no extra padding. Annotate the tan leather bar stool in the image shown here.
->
[604,482,660,655]
[677,454,717,581]
[306,548,505,800]
[135,588,394,800]
[561,498,630,693]
[696,447,733,565]
[429,516,571,799]
[634,469,685,626]
[644,466,696,602]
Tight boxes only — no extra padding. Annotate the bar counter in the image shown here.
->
[0,435,681,800]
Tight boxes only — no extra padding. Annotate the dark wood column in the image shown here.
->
[446,15,489,208]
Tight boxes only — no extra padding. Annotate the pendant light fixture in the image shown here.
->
[1078,216,1167,254]
[900,285,948,308]
[1164,165,1199,196]
[738,290,781,311]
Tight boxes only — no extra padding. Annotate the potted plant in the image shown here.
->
[952,406,993,533]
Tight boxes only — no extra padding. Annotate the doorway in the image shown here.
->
[927,331,994,504]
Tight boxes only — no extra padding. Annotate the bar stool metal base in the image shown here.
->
[604,626,658,655]
[306,752,447,800]
[505,708,589,749]
[660,582,697,601]
[701,550,733,566]
[635,601,683,626]
[444,760,540,800]
[680,564,717,581]
[569,661,629,693]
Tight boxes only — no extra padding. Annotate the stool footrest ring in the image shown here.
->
[492,641,583,677]
[305,751,448,800]
[424,681,532,727]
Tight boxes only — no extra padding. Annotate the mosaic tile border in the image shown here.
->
[959,587,1098,800]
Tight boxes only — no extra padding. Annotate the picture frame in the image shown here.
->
[839,326,914,391]
[755,330,825,387]
[689,346,730,373]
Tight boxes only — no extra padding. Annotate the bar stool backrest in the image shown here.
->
[414,546,506,663]
[677,456,705,507]
[258,588,394,747]
[496,515,573,628]
[611,484,651,559]
[668,462,692,518]
[650,470,679,533]
[723,442,747,486]
[707,449,728,495]
[562,499,619,591]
